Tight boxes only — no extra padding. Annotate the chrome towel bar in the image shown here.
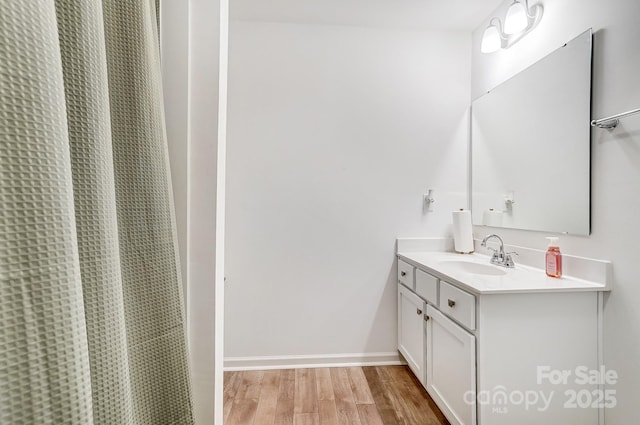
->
[591,107,640,129]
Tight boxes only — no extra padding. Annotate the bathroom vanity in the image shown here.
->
[396,239,611,425]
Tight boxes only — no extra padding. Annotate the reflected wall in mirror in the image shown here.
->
[471,29,592,235]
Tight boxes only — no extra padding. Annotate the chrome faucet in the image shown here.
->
[481,234,517,268]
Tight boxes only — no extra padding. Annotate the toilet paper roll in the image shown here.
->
[482,209,504,227]
[452,210,474,253]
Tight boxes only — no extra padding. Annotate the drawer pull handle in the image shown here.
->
[448,299,456,308]
[424,314,430,322]
[400,271,407,277]
[417,308,423,315]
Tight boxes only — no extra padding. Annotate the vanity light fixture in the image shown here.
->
[481,0,543,53]
[480,18,504,53]
[504,0,528,34]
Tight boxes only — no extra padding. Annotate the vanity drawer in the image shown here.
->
[415,269,438,305]
[439,281,476,331]
[398,260,415,289]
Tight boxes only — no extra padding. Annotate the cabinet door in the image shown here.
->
[426,305,476,425]
[398,284,426,384]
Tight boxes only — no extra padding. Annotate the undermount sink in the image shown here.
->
[437,259,507,276]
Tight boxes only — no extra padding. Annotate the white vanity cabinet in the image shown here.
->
[398,283,426,385]
[397,254,602,425]
[397,267,476,425]
[426,305,476,425]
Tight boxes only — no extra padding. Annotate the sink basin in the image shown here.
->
[438,260,507,276]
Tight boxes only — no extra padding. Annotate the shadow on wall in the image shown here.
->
[593,123,640,172]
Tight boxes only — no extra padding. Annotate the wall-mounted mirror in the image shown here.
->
[471,29,592,235]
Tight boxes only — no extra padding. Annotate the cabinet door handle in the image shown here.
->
[424,314,430,321]
[400,271,406,277]
[448,299,456,308]
[417,308,423,315]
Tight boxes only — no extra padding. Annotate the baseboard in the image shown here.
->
[224,352,404,371]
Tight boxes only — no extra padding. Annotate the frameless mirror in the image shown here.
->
[471,29,592,235]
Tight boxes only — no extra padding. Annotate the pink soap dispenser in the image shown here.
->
[545,237,562,278]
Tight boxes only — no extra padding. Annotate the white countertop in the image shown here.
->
[398,251,610,295]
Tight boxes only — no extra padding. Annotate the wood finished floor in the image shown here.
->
[224,366,450,425]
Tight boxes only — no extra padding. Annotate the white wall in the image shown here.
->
[225,21,470,362]
[472,0,640,423]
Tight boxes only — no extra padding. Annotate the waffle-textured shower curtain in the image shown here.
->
[0,1,193,424]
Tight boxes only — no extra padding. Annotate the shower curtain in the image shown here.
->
[0,1,194,424]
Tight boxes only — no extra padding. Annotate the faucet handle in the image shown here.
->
[484,244,500,255]
[504,251,518,268]
[485,246,502,260]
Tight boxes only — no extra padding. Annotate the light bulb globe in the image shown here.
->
[481,25,502,53]
[504,1,528,34]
